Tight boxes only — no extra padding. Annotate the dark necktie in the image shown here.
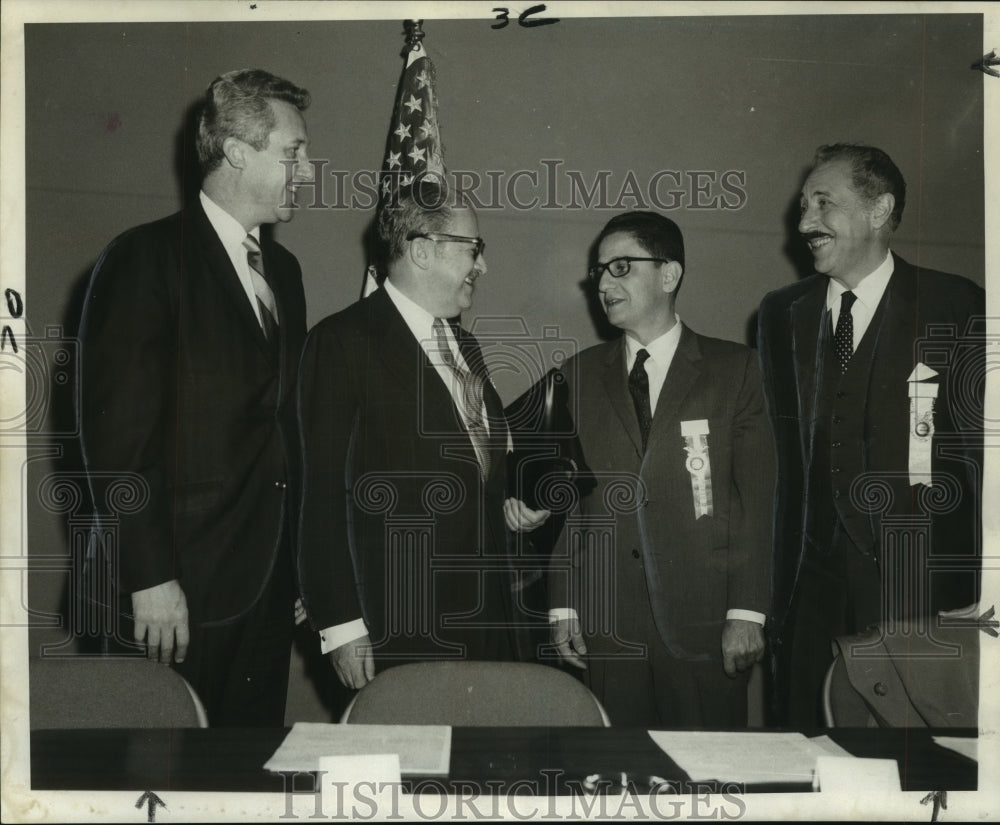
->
[628,348,653,452]
[833,290,857,374]
[242,235,279,343]
[432,319,491,480]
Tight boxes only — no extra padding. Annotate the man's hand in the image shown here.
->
[132,580,189,664]
[721,618,765,678]
[329,634,375,690]
[504,498,551,533]
[551,617,587,670]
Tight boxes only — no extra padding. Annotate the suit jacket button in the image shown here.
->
[832,441,842,449]
[873,682,888,697]
[833,490,841,500]
[831,467,840,475]
[632,549,640,559]
[832,415,843,425]
[275,480,287,489]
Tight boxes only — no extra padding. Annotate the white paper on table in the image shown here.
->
[814,756,900,793]
[646,730,851,785]
[933,736,978,763]
[264,722,451,777]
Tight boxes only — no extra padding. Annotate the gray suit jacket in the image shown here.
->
[550,325,775,661]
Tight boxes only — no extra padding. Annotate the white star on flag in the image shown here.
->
[394,122,411,141]
[415,69,431,90]
[403,94,423,115]
[407,145,426,165]
[387,150,402,169]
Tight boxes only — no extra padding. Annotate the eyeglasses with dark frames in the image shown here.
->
[588,256,671,282]
[407,232,486,259]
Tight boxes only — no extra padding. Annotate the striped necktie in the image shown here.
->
[432,318,491,480]
[242,235,279,342]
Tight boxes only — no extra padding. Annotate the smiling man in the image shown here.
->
[547,211,775,727]
[79,69,312,725]
[757,144,985,726]
[298,180,537,689]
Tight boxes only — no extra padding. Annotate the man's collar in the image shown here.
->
[383,277,439,342]
[199,190,259,246]
[826,249,894,312]
[624,316,682,363]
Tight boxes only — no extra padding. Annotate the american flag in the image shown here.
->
[364,36,446,297]
[380,39,446,207]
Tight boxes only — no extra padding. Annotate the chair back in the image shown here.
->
[29,657,209,729]
[341,661,610,726]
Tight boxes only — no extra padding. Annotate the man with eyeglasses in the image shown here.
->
[547,210,775,727]
[297,181,545,689]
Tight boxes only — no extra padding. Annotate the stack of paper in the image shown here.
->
[647,731,851,785]
[264,723,451,777]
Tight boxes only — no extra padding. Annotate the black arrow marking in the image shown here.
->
[971,49,999,78]
[135,791,166,823]
[920,790,947,822]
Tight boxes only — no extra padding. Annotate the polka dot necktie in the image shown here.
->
[833,291,857,374]
[628,348,653,452]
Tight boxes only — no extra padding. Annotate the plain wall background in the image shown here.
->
[21,13,985,724]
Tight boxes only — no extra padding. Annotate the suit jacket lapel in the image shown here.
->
[189,200,273,360]
[870,254,917,390]
[602,338,644,455]
[647,324,700,452]
[371,288,429,406]
[790,279,828,458]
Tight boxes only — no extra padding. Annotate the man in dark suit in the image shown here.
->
[79,69,312,726]
[297,181,545,689]
[757,143,984,727]
[549,211,775,727]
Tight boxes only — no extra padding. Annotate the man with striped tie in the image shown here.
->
[758,144,985,726]
[297,180,546,689]
[79,69,312,725]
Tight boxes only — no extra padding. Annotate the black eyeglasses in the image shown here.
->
[588,256,671,282]
[407,232,486,259]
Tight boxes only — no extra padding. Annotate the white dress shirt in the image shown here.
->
[551,317,765,628]
[199,191,266,328]
[825,250,895,350]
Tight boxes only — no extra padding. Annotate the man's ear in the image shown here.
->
[221,136,247,171]
[870,193,894,232]
[408,235,432,270]
[662,261,683,294]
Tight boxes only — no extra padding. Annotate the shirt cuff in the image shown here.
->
[548,607,578,623]
[726,609,766,626]
[319,618,368,654]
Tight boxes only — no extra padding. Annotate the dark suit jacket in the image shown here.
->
[549,325,775,661]
[297,287,518,661]
[79,200,306,625]
[757,254,984,638]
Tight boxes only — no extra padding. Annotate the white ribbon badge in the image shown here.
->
[907,363,939,487]
[681,419,713,518]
